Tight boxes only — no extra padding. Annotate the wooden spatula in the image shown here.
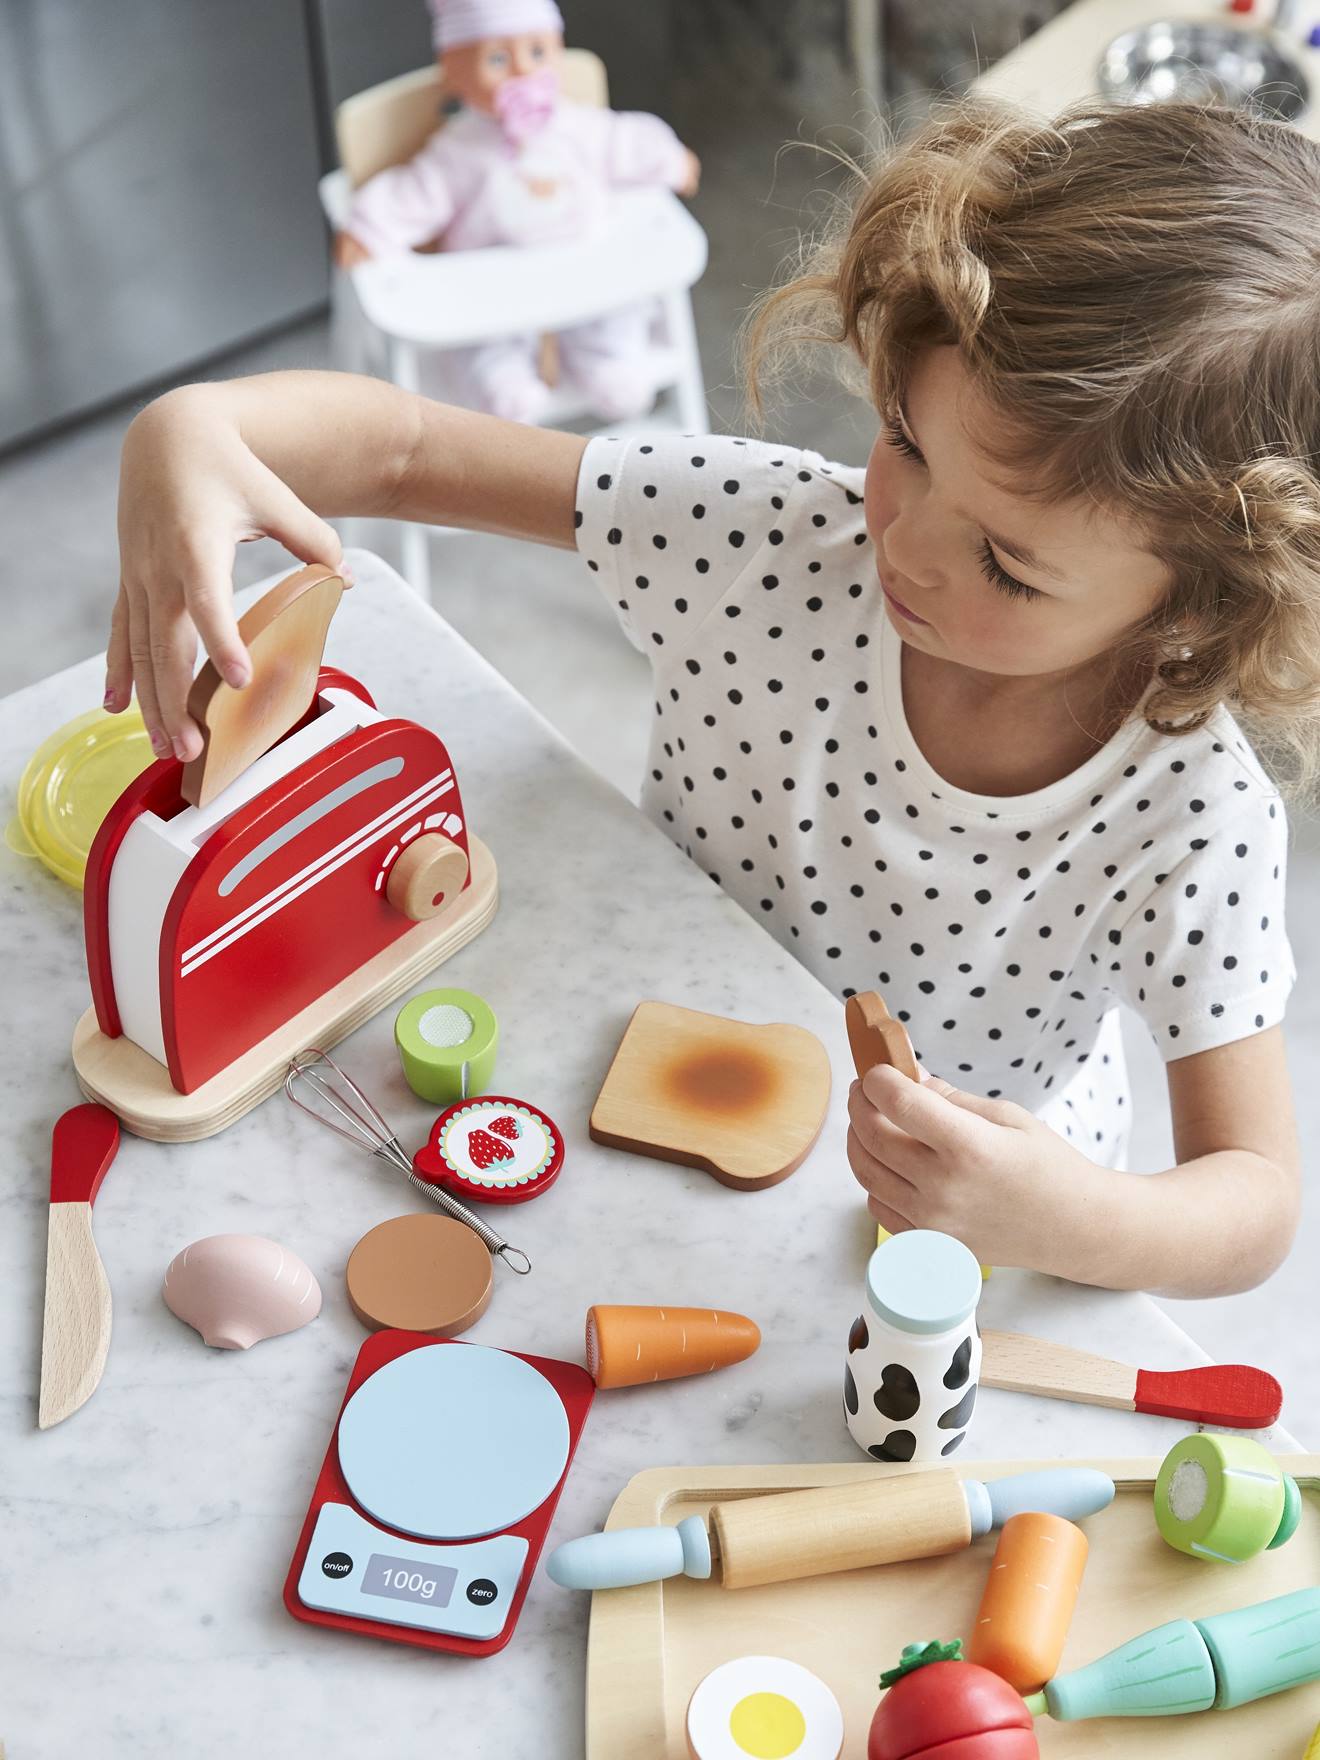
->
[39,1104,120,1429]
[181,564,344,807]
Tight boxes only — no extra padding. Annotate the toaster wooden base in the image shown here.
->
[71,835,498,1141]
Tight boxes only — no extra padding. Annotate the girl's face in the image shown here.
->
[440,31,563,111]
[864,347,1171,678]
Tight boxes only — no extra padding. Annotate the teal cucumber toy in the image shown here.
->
[1022,1587,1320,1722]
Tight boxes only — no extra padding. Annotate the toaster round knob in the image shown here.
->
[386,834,469,921]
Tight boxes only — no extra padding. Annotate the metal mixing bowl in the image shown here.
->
[1098,21,1309,121]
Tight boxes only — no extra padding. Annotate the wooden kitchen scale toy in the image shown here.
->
[284,1333,594,1655]
[71,566,497,1140]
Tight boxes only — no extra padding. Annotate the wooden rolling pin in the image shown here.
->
[546,1465,1114,1592]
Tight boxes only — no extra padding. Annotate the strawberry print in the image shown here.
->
[468,1128,514,1171]
[489,1115,521,1141]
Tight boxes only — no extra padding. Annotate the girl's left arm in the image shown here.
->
[1130,1026,1300,1295]
[847,1027,1299,1297]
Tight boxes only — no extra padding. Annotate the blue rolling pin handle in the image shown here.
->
[966,1467,1117,1539]
[546,1515,712,1591]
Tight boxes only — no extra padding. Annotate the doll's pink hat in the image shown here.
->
[428,0,565,51]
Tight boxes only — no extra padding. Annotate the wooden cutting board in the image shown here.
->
[182,564,344,807]
[585,1456,1320,1759]
[589,1001,831,1190]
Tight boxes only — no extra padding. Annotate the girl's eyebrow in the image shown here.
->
[981,526,1062,580]
[900,401,1064,581]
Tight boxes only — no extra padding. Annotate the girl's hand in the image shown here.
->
[846,1065,1089,1270]
[107,386,346,761]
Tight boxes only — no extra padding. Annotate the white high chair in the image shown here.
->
[318,51,711,598]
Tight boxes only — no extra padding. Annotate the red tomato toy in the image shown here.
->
[869,1644,1039,1760]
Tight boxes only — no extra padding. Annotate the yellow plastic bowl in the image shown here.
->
[8,704,153,889]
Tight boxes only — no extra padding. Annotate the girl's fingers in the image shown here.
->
[847,1125,918,1211]
[867,1195,913,1236]
[862,1064,981,1153]
[847,1080,934,1179]
[922,1075,1024,1129]
[149,605,201,760]
[257,470,348,579]
[127,590,169,757]
[185,566,250,690]
[104,589,133,711]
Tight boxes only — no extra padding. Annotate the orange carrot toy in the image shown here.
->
[585,1304,760,1389]
[969,1512,1089,1693]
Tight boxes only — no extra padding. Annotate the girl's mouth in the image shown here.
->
[881,582,930,627]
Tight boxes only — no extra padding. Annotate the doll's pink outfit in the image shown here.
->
[346,88,693,422]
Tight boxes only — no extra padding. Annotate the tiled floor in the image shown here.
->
[3,40,1316,1440]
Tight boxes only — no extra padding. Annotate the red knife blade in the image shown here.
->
[980,1329,1282,1430]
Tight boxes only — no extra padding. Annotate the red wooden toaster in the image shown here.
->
[72,567,497,1140]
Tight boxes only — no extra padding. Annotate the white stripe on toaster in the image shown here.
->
[179,771,455,978]
[181,765,452,967]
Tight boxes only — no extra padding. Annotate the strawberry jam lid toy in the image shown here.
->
[413,1097,564,1204]
[868,1641,1039,1760]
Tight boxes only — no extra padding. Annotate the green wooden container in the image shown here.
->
[395,987,498,1104]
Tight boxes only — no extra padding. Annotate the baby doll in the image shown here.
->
[337,0,701,425]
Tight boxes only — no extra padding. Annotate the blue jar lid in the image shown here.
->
[865,1230,983,1335]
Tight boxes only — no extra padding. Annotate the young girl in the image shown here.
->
[107,100,1314,1299]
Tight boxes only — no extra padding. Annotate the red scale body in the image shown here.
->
[84,668,471,1093]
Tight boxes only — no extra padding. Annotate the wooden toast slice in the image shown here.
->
[589,1001,831,1191]
[181,564,344,808]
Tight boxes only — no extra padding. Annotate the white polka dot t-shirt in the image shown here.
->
[575,432,1295,1161]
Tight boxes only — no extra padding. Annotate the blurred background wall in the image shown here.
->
[0,0,1070,454]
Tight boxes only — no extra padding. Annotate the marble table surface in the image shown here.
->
[1,552,1298,1759]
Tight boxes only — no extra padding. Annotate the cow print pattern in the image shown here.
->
[869,1432,916,1463]
[874,1364,920,1422]
[844,1363,858,1417]
[938,1385,977,1431]
[943,1337,972,1389]
[859,1338,977,1461]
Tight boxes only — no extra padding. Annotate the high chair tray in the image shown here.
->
[585,1455,1320,1758]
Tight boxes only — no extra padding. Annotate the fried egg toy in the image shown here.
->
[686,1656,844,1760]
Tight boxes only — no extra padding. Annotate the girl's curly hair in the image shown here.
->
[744,99,1320,792]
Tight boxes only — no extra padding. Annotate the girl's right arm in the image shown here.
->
[109,371,587,760]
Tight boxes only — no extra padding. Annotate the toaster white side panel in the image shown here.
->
[104,689,383,1071]
[108,817,193,1066]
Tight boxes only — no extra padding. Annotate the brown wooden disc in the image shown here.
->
[345,1213,492,1336]
[386,833,470,921]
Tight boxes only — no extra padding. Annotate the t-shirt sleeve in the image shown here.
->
[575,430,860,658]
[1107,779,1294,1059]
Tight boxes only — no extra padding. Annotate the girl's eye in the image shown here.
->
[530,42,545,58]
[884,419,924,465]
[979,540,1041,602]
[487,49,509,67]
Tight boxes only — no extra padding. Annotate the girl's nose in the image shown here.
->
[882,506,944,596]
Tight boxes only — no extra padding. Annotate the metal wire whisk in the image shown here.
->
[285,1048,532,1274]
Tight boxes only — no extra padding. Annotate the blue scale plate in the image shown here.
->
[337,1341,572,1540]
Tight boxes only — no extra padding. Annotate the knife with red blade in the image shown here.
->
[980,1328,1282,1430]
[39,1104,120,1429]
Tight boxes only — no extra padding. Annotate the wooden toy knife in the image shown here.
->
[979,1330,1282,1430]
[39,1104,120,1429]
